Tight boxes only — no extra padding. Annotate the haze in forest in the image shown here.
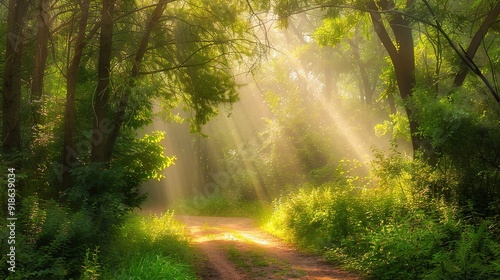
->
[140,15,409,210]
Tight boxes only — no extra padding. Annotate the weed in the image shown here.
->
[81,247,101,280]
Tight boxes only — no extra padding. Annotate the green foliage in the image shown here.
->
[175,188,265,218]
[374,111,411,142]
[412,87,500,216]
[314,12,362,46]
[265,152,500,279]
[64,131,173,233]
[424,221,500,279]
[81,247,101,280]
[0,196,96,279]
[1,0,265,276]
[114,131,174,184]
[102,212,197,279]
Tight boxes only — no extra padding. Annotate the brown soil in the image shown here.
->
[175,215,360,280]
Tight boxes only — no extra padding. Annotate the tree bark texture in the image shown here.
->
[368,0,434,159]
[2,0,29,156]
[453,0,500,87]
[61,0,91,192]
[31,0,51,130]
[93,0,169,162]
[90,0,116,163]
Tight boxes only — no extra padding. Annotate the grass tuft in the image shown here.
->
[99,211,198,279]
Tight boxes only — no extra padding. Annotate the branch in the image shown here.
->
[105,0,169,155]
[453,0,500,87]
[422,0,500,104]
[367,1,398,62]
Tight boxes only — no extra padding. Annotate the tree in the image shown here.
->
[422,0,500,103]
[2,0,29,156]
[30,0,51,132]
[90,0,115,163]
[271,0,500,158]
[61,0,91,192]
[91,0,169,163]
[272,0,430,156]
[55,0,265,197]
[366,0,427,155]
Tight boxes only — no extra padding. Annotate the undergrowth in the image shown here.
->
[0,199,198,279]
[264,154,500,279]
[100,211,198,279]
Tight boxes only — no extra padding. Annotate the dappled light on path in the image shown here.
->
[176,215,360,280]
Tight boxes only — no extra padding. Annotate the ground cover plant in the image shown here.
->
[264,154,500,279]
[100,211,198,279]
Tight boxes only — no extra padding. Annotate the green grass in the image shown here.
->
[264,183,500,279]
[96,211,198,279]
[226,245,269,272]
[110,253,196,280]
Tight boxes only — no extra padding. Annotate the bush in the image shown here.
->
[0,196,96,279]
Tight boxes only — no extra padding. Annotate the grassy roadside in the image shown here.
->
[263,183,500,279]
[90,211,198,279]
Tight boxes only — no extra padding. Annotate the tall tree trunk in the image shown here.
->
[369,0,433,160]
[97,0,169,162]
[31,0,51,132]
[61,0,91,192]
[2,0,29,156]
[90,0,115,163]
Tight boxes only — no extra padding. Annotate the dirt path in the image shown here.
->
[175,215,360,280]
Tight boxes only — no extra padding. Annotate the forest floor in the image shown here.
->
[175,215,360,280]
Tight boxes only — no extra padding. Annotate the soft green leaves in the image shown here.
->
[374,111,411,141]
[314,12,362,46]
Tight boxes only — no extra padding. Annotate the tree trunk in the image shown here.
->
[90,0,115,163]
[2,0,29,156]
[31,0,51,131]
[348,34,373,105]
[368,0,433,160]
[98,0,169,162]
[61,0,91,192]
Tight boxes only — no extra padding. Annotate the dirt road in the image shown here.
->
[175,215,360,280]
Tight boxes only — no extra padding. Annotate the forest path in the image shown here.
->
[175,215,360,280]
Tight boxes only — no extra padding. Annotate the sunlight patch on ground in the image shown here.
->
[189,223,271,246]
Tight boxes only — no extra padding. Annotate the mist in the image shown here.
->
[139,15,409,212]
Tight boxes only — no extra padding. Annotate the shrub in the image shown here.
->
[174,189,264,217]
[0,196,96,279]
